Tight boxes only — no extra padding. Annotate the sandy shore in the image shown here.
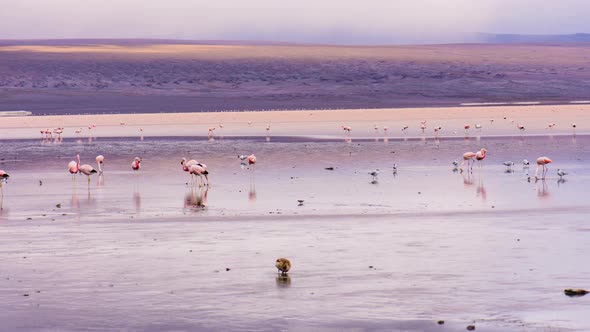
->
[0,104,588,139]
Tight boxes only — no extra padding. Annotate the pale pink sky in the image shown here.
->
[0,0,589,43]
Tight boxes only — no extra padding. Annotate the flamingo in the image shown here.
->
[208,127,216,138]
[434,126,442,139]
[68,156,79,179]
[132,157,142,171]
[77,155,97,188]
[460,151,477,172]
[181,158,198,183]
[96,155,104,174]
[247,154,257,171]
[517,123,525,134]
[266,124,271,133]
[0,169,8,209]
[535,157,552,180]
[475,148,487,168]
[341,125,352,136]
[189,163,209,187]
[420,121,427,133]
[464,124,470,136]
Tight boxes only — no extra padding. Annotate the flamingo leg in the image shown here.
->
[535,165,540,179]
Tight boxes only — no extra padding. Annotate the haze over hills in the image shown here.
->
[1,40,589,114]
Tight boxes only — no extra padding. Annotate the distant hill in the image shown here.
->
[471,33,590,44]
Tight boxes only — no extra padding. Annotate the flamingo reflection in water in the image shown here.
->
[184,186,208,209]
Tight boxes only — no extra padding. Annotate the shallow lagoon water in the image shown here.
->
[0,135,589,331]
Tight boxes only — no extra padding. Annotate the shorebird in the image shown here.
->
[131,157,142,171]
[452,160,459,168]
[476,148,487,167]
[95,155,104,174]
[392,163,398,174]
[522,159,530,168]
[535,156,552,180]
[464,124,470,136]
[572,123,577,135]
[546,123,556,130]
[517,123,525,134]
[275,258,291,276]
[503,161,515,171]
[369,169,380,181]
[401,125,409,132]
[557,169,568,179]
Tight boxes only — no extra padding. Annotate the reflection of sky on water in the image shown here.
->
[0,135,588,221]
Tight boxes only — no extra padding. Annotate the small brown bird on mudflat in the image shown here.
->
[275,258,291,276]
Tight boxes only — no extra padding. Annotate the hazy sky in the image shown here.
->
[1,0,589,44]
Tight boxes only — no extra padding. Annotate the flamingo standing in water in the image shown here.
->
[434,126,442,139]
[475,148,487,168]
[517,123,525,134]
[420,121,427,133]
[77,154,97,188]
[247,154,257,171]
[96,155,104,174]
[68,157,79,179]
[464,124,470,137]
[181,158,198,183]
[535,157,552,180]
[341,125,352,138]
[460,151,477,172]
[0,169,8,209]
[189,163,209,187]
[132,157,142,171]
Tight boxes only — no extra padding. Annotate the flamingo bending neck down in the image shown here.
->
[476,148,487,168]
[535,156,552,180]
[96,155,104,174]
[189,163,209,187]
[460,151,476,172]
[181,158,198,183]
[132,157,142,171]
[77,154,97,188]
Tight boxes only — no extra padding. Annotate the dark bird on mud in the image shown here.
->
[275,258,291,276]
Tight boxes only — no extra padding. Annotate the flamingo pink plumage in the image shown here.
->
[132,157,142,171]
[460,151,477,172]
[535,157,552,180]
[475,148,487,168]
[96,155,104,174]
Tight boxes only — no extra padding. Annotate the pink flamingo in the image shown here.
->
[247,154,257,171]
[181,158,198,183]
[0,169,8,208]
[464,124,470,137]
[189,163,209,187]
[68,156,79,179]
[96,155,105,174]
[475,148,487,168]
[208,127,216,138]
[434,126,442,139]
[77,154,97,188]
[341,125,352,137]
[132,157,142,171]
[460,151,477,172]
[420,121,427,133]
[535,157,552,180]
